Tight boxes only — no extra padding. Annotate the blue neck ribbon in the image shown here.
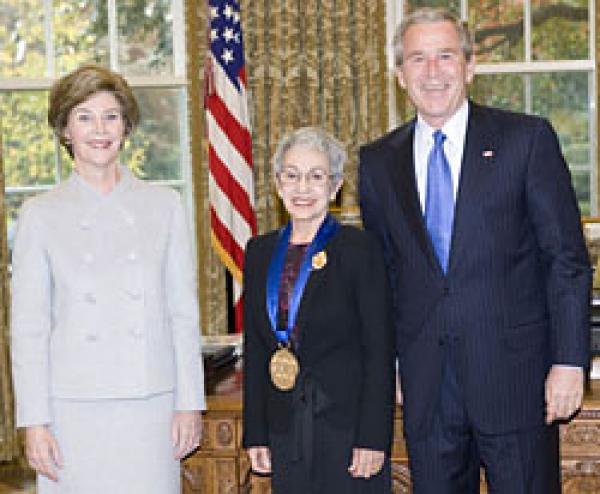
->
[266,214,339,345]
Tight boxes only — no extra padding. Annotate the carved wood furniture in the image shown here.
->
[182,368,600,493]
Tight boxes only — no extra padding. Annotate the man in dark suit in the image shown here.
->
[359,7,591,493]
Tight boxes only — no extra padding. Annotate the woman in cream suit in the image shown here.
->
[10,64,205,494]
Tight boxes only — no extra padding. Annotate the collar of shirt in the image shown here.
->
[413,100,470,212]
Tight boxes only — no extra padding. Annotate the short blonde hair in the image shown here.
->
[48,64,139,158]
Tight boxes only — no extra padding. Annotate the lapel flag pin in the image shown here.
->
[482,149,494,158]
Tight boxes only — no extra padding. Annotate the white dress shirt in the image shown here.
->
[413,100,469,212]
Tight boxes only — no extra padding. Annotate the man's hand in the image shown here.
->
[25,425,63,482]
[348,448,385,478]
[545,365,584,424]
[247,446,272,474]
[172,410,202,459]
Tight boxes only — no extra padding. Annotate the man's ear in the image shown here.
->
[396,68,407,89]
[465,54,476,84]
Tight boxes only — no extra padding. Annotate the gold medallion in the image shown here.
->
[269,346,300,391]
[311,250,327,270]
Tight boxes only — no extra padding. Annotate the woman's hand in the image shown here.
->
[172,410,202,459]
[25,425,63,481]
[348,448,385,479]
[247,446,272,474]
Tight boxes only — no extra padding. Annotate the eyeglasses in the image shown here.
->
[277,167,335,186]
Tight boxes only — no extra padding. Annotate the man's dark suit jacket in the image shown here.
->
[242,225,395,453]
[359,102,591,440]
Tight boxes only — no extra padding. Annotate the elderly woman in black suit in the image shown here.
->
[242,127,395,493]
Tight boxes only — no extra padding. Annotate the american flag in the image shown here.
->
[205,0,257,332]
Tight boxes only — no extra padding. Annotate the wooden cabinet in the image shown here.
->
[182,370,600,493]
[181,411,240,493]
[560,403,600,493]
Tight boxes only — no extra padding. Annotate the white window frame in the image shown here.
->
[0,0,195,222]
[386,0,597,214]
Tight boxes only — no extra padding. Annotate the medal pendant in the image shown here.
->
[269,346,299,391]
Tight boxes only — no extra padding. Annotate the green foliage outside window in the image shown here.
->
[468,0,592,214]
[0,0,185,244]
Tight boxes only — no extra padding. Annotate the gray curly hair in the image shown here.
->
[272,127,347,181]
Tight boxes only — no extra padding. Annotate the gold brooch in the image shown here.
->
[311,250,327,270]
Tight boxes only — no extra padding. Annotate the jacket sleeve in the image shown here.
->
[165,192,206,411]
[242,237,270,447]
[526,118,591,368]
[11,201,53,427]
[359,148,400,321]
[351,233,396,453]
[358,147,386,248]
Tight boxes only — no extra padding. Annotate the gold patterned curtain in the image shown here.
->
[598,1,600,209]
[0,132,17,461]
[186,0,389,335]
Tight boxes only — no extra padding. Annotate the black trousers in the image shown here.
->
[405,342,560,494]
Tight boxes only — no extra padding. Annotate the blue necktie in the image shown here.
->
[425,130,454,274]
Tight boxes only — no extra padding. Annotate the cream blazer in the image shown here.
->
[11,167,205,427]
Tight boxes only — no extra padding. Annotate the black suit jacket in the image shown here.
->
[242,225,395,453]
[359,102,591,440]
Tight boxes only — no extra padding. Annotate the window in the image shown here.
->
[0,0,192,249]
[387,0,596,214]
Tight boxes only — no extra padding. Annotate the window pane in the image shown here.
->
[405,0,460,17]
[58,146,74,181]
[469,0,525,63]
[531,72,589,160]
[470,73,525,112]
[54,0,108,74]
[5,191,40,256]
[532,0,588,61]
[531,72,591,211]
[0,0,46,78]
[0,91,57,187]
[571,170,591,215]
[117,0,174,76]
[122,88,184,181]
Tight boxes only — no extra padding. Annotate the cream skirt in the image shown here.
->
[38,392,179,494]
